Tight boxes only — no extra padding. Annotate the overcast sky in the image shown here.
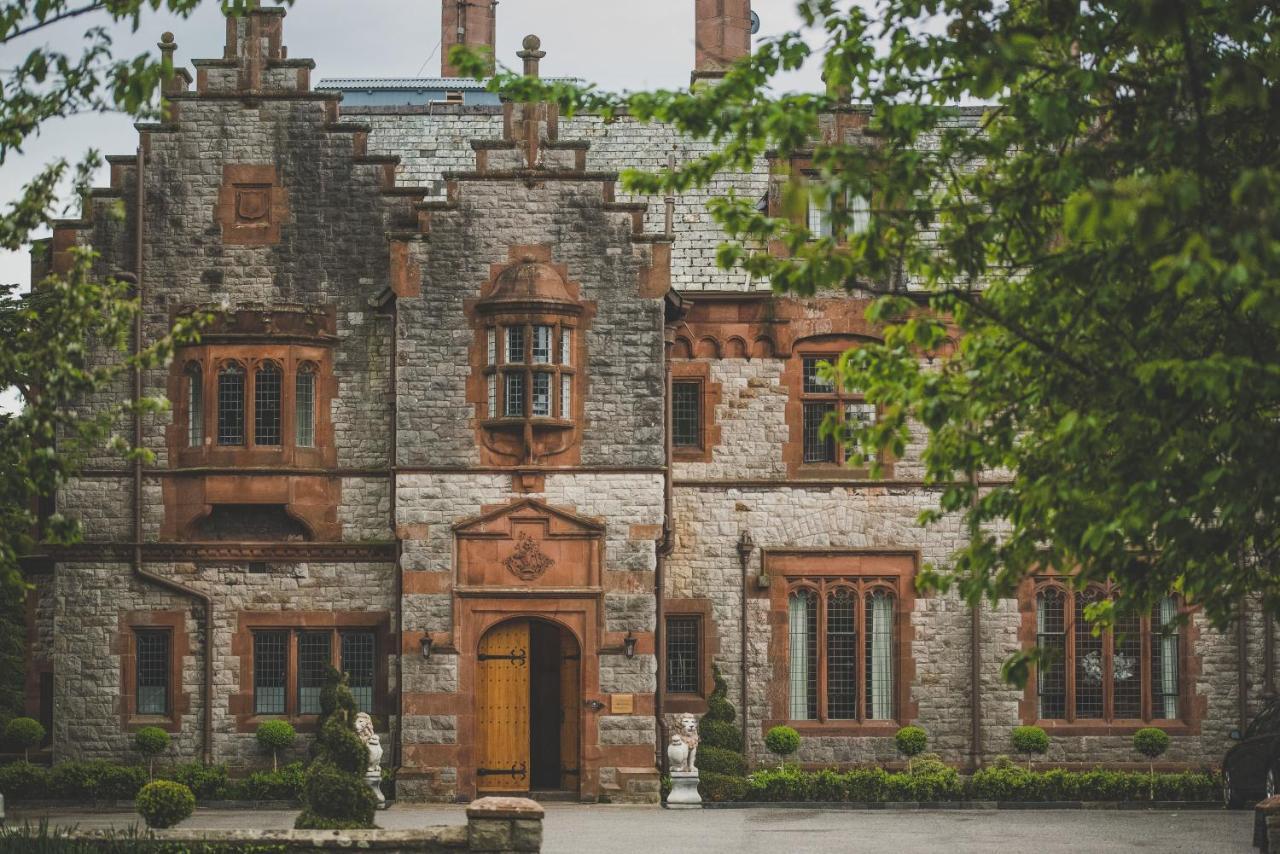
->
[0,0,830,294]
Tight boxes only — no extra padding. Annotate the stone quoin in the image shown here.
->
[23,1,1268,805]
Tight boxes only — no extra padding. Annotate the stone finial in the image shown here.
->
[518,34,545,79]
[158,31,176,58]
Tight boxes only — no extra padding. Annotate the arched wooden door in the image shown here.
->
[476,620,531,792]
[476,618,581,794]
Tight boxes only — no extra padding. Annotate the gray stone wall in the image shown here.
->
[52,559,395,767]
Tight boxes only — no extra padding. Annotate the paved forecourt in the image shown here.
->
[7,803,1254,854]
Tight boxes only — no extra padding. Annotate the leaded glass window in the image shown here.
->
[505,373,525,417]
[254,362,282,446]
[533,325,553,363]
[341,631,376,713]
[666,616,700,695]
[1030,582,1185,723]
[297,631,331,715]
[673,381,702,448]
[826,589,857,719]
[788,588,818,720]
[186,364,203,448]
[135,630,169,716]
[295,366,315,448]
[217,363,245,446]
[532,372,552,417]
[253,630,287,715]
[803,402,835,463]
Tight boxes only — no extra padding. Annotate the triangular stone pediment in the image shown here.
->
[454,498,602,589]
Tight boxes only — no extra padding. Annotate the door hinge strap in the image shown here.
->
[477,762,528,779]
[478,648,528,664]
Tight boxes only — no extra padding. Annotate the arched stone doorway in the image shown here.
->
[476,617,581,795]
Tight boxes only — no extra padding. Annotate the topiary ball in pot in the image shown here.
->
[894,725,928,771]
[4,716,45,761]
[136,780,195,829]
[1011,725,1049,769]
[1133,727,1170,759]
[764,725,801,766]
[256,720,296,772]
[134,726,171,780]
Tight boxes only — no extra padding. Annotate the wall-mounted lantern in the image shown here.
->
[420,635,434,659]
[623,630,637,659]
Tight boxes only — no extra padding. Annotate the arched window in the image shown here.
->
[825,588,857,720]
[1035,587,1067,719]
[786,580,900,723]
[1029,581,1185,723]
[217,362,245,446]
[295,363,316,448]
[185,363,203,448]
[865,589,895,721]
[788,588,818,720]
[254,361,282,446]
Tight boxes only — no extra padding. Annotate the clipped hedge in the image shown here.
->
[695,764,1220,804]
[0,759,306,804]
[969,766,1217,802]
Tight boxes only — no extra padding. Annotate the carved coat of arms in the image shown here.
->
[235,186,271,223]
[504,531,554,581]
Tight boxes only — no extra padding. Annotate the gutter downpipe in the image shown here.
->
[128,143,214,764]
[654,168,677,773]
[390,296,403,770]
[1239,595,1249,732]
[736,531,753,761]
[968,469,982,770]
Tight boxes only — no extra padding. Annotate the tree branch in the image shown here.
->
[3,2,105,44]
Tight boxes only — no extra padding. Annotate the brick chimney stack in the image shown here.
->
[441,0,497,78]
[693,0,751,83]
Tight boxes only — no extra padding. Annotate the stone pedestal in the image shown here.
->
[666,770,702,809]
[366,770,387,809]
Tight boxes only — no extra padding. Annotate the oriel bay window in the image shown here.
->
[250,627,380,718]
[173,345,332,468]
[471,250,592,466]
[1030,581,1186,725]
[486,322,575,421]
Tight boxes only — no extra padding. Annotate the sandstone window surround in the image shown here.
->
[232,611,390,732]
[173,345,333,469]
[763,550,916,735]
[669,361,722,463]
[117,610,191,734]
[784,347,879,478]
[468,248,594,466]
[1021,579,1196,733]
[662,598,720,715]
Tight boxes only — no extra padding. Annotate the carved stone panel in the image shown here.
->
[216,165,290,245]
[454,498,603,590]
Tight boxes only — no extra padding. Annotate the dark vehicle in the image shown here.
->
[1223,697,1280,807]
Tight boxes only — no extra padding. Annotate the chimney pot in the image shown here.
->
[693,0,752,82]
[441,0,497,78]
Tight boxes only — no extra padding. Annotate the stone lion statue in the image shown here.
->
[667,713,699,773]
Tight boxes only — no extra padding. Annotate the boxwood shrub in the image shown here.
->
[698,745,747,777]
[135,780,195,829]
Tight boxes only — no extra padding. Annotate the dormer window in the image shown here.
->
[470,247,594,466]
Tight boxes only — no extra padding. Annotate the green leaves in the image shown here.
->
[465,0,1280,659]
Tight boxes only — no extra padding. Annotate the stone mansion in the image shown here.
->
[22,2,1269,802]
